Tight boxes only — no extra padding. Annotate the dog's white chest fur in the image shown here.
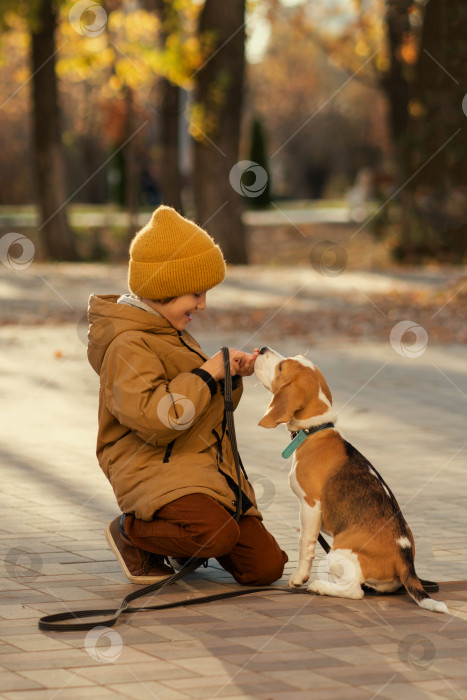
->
[289,454,333,539]
[288,455,302,499]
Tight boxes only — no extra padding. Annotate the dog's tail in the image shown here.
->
[396,539,448,614]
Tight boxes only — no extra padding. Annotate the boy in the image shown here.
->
[87,205,287,585]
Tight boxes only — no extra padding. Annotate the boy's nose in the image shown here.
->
[196,293,207,310]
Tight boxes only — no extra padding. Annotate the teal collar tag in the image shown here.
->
[281,422,335,459]
[281,430,307,459]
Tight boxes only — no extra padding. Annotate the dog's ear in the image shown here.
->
[259,384,303,428]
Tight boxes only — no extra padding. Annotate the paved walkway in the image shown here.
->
[0,203,351,229]
[0,264,466,699]
[0,260,461,325]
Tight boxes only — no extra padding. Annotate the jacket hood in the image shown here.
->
[87,294,178,374]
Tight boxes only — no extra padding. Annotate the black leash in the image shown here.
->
[38,346,437,632]
[38,566,309,632]
[221,346,244,523]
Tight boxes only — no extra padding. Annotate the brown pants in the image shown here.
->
[123,494,288,586]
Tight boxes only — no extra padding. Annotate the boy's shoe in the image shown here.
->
[106,516,174,584]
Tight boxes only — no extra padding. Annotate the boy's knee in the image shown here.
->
[192,511,240,558]
[234,550,288,586]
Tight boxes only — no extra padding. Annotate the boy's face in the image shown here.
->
[146,292,207,331]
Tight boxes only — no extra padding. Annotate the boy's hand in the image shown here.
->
[234,347,260,377]
[200,348,260,380]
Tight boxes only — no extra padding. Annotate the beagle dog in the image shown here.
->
[255,347,448,614]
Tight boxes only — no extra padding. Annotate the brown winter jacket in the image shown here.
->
[87,294,260,521]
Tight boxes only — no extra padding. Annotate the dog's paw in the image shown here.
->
[288,571,309,588]
[307,580,326,595]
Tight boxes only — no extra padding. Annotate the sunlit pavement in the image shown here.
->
[1,313,466,699]
[0,261,462,326]
[0,203,352,229]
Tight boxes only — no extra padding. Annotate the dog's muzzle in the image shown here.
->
[254,347,285,391]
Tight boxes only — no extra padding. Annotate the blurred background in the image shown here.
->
[0,0,465,269]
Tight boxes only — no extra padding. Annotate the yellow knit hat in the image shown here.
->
[128,206,226,298]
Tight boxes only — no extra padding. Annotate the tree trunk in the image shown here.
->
[146,0,184,212]
[192,0,248,264]
[411,0,466,189]
[159,78,184,212]
[381,1,411,149]
[387,0,467,261]
[124,86,139,240]
[381,0,412,246]
[411,0,467,260]
[30,0,78,260]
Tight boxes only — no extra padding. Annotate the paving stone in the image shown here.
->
[171,656,246,678]
[0,646,157,672]
[0,634,73,652]
[0,673,43,692]
[212,696,258,700]
[181,679,296,698]
[222,635,305,653]
[161,671,260,691]
[226,651,350,673]
[362,680,443,699]
[72,661,196,685]
[130,641,240,661]
[414,678,467,695]
[0,606,43,621]
[257,689,374,700]
[2,688,121,699]
[318,644,389,666]
[18,669,94,688]
[264,668,348,690]
[107,682,188,699]
[0,645,24,655]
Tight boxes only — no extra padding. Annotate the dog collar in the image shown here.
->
[281,422,335,459]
